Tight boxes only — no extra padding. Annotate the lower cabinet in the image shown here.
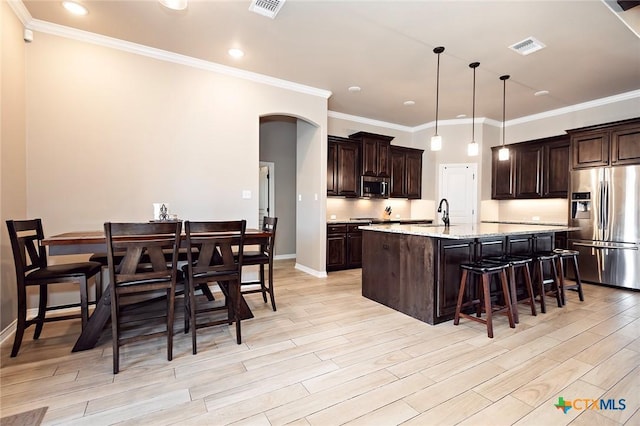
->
[327,224,362,271]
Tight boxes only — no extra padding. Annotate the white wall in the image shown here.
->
[1,0,28,332]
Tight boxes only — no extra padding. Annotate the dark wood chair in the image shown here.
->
[6,219,102,357]
[553,248,584,304]
[182,220,246,354]
[105,221,182,374]
[241,217,277,311]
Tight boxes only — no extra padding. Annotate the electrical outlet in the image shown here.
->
[532,216,540,221]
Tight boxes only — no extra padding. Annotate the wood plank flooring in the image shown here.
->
[1,259,639,425]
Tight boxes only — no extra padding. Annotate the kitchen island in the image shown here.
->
[360,222,577,325]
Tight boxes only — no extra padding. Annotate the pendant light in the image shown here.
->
[498,74,510,161]
[467,62,480,156]
[430,46,445,151]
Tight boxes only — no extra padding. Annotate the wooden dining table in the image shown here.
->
[42,228,272,352]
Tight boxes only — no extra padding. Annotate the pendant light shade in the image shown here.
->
[159,0,188,10]
[467,62,480,157]
[431,46,445,151]
[498,74,510,161]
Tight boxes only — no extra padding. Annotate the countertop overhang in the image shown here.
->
[359,222,579,239]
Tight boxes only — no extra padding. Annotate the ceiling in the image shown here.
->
[20,0,640,127]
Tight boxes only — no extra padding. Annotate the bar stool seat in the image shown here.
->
[531,252,562,313]
[553,248,584,304]
[454,261,515,338]
[484,255,537,323]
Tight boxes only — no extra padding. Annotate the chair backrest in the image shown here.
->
[6,219,48,283]
[261,216,278,256]
[184,220,246,281]
[104,222,182,288]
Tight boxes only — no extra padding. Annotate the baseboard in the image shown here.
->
[274,253,296,260]
[0,306,82,345]
[295,263,327,278]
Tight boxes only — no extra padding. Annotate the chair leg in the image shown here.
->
[259,264,267,303]
[110,286,120,374]
[167,287,175,362]
[572,256,585,302]
[11,287,28,357]
[551,260,562,308]
[500,269,515,329]
[268,261,276,311]
[507,264,519,324]
[556,257,566,306]
[80,277,89,329]
[234,280,242,344]
[453,270,468,326]
[522,263,537,316]
[482,274,493,338]
[189,279,197,355]
[535,261,547,314]
[34,286,48,340]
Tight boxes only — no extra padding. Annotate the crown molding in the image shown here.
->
[7,0,32,25]
[328,111,414,132]
[27,19,332,100]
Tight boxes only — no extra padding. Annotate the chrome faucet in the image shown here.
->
[437,198,450,227]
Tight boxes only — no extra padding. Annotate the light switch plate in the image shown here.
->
[242,190,251,199]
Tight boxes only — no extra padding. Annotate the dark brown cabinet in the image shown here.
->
[327,223,363,271]
[390,146,423,199]
[568,118,640,169]
[492,135,569,199]
[516,144,543,198]
[349,131,393,178]
[436,239,474,318]
[327,136,359,197]
[491,148,516,199]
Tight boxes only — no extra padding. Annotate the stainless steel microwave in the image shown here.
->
[361,176,390,198]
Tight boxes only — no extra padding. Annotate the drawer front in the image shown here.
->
[327,224,347,234]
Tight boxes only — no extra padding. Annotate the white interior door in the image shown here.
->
[438,163,477,224]
[259,162,275,228]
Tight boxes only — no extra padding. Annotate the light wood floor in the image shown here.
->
[1,259,639,425]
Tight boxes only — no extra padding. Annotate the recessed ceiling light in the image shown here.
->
[403,100,415,106]
[534,90,550,96]
[62,1,88,15]
[228,48,245,58]
[348,86,361,92]
[456,114,467,118]
[159,0,188,11]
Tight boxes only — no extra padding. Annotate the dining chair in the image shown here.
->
[182,220,246,354]
[104,221,182,374]
[240,217,278,311]
[6,219,102,357]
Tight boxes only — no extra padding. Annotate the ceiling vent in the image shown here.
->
[249,0,286,19]
[509,36,546,56]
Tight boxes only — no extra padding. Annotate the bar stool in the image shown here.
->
[484,255,537,323]
[553,248,584,304]
[531,252,562,313]
[454,261,515,338]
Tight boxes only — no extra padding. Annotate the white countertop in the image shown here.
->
[359,222,579,239]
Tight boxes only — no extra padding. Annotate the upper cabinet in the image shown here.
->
[327,136,359,197]
[390,146,424,199]
[568,117,640,169]
[349,131,394,178]
[491,135,569,200]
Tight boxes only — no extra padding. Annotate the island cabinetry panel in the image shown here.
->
[362,231,436,323]
[349,131,394,178]
[436,239,475,319]
[327,136,360,197]
[569,117,640,169]
[390,146,423,199]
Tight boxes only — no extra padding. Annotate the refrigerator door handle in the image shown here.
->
[573,242,639,250]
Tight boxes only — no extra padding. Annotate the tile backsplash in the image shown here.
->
[326,198,435,221]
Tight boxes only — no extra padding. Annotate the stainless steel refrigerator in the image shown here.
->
[568,165,640,290]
